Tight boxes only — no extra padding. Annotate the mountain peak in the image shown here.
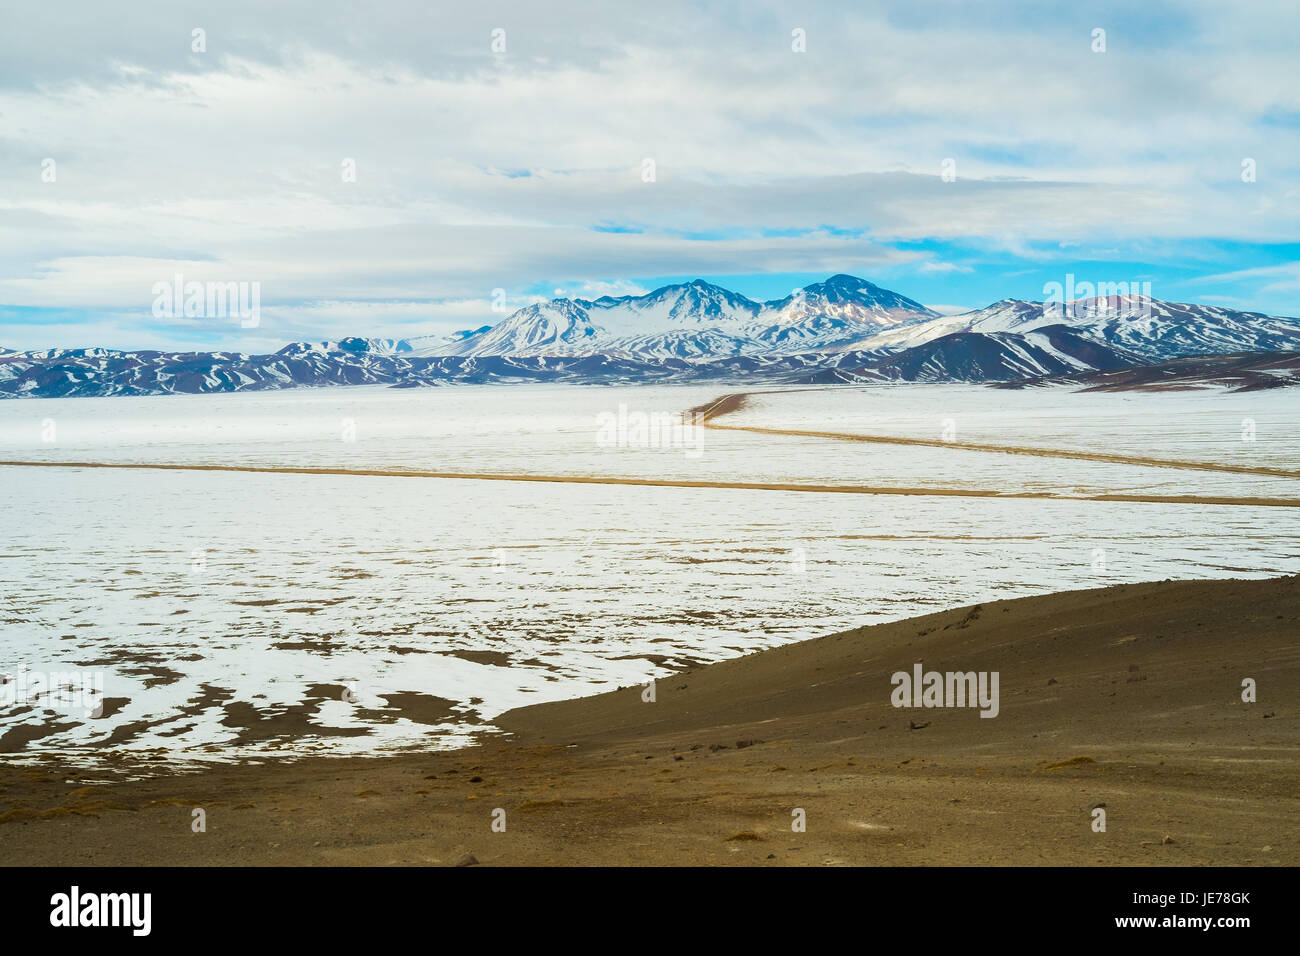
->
[821,273,875,288]
[763,274,936,318]
[648,278,748,299]
[424,275,940,357]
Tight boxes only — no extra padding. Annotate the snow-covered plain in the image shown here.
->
[1,382,1296,766]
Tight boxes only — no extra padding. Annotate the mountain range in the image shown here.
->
[2,275,1298,397]
[405,275,940,359]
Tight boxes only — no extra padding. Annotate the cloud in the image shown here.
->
[1,1,1297,347]
[551,279,652,300]
[1196,262,1300,294]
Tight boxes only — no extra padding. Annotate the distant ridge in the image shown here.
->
[2,275,1298,397]
[404,274,940,358]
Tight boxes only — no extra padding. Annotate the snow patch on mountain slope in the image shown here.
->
[415,275,940,358]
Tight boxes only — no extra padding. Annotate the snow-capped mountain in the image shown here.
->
[849,296,1300,360]
[424,299,604,356]
[277,336,412,357]
[587,328,763,360]
[411,275,1300,365]
[589,279,764,332]
[412,275,940,358]
[1001,347,1300,393]
[800,326,1146,385]
[4,275,1298,398]
[764,274,936,326]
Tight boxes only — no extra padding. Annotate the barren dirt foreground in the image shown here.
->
[2,577,1296,866]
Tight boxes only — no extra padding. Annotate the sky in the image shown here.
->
[1,0,1298,351]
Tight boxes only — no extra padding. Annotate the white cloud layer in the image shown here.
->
[1,1,1297,347]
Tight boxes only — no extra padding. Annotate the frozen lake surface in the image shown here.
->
[2,382,1297,765]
